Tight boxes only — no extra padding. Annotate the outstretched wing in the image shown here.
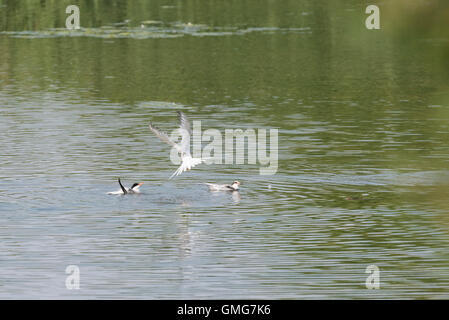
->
[118,178,127,195]
[177,111,191,156]
[178,111,192,134]
[149,122,182,153]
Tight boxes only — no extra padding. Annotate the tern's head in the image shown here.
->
[231,181,241,190]
[130,182,144,191]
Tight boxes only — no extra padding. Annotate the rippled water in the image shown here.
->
[1,24,312,39]
[1,0,449,299]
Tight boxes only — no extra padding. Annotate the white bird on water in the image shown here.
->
[149,111,206,179]
[204,181,241,192]
[107,178,144,195]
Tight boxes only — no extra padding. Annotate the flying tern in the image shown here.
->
[149,111,206,179]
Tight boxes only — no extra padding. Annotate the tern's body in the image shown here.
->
[205,181,241,192]
[149,111,206,179]
[108,178,143,195]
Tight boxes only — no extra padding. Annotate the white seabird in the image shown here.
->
[107,178,144,195]
[204,181,241,192]
[149,111,206,179]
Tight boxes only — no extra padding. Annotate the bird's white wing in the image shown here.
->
[107,190,124,195]
[178,111,192,134]
[204,183,217,190]
[177,111,191,157]
[149,122,182,153]
[203,183,224,191]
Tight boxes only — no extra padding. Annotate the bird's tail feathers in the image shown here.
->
[169,157,204,179]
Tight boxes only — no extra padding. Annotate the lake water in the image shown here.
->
[1,0,449,299]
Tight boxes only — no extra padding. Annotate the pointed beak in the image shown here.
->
[138,182,144,187]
